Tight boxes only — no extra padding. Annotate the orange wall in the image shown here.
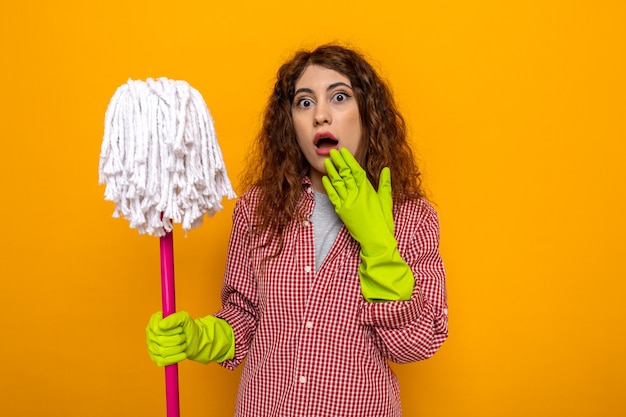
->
[1,1,625,416]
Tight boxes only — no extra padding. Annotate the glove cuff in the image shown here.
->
[187,316,235,364]
[359,246,414,302]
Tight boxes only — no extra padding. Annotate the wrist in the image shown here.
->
[359,247,415,302]
[186,316,235,364]
[357,229,398,258]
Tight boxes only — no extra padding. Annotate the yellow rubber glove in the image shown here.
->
[146,311,235,366]
[322,148,414,302]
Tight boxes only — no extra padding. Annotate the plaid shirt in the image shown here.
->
[215,177,448,417]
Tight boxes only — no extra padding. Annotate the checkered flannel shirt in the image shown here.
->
[215,177,448,417]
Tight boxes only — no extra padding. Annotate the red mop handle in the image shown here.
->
[160,230,180,417]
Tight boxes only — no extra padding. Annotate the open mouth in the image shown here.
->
[314,132,339,150]
[315,137,339,149]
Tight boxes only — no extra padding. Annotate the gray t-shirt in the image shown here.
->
[311,191,343,271]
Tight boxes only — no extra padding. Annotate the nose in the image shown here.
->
[314,103,331,126]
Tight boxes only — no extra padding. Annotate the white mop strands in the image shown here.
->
[98,78,236,236]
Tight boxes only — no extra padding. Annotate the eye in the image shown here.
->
[332,91,351,102]
[296,97,314,108]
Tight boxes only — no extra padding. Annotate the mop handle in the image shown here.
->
[160,231,180,417]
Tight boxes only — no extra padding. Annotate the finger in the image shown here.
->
[150,317,184,336]
[329,149,358,193]
[329,149,352,179]
[151,351,187,367]
[146,311,163,332]
[149,339,187,357]
[339,148,366,185]
[324,157,347,200]
[148,339,181,357]
[160,352,186,366]
[151,332,187,348]
[159,311,188,331]
[322,176,342,210]
[151,326,184,337]
[324,156,341,181]
[377,167,394,233]
[147,312,181,336]
[378,167,391,199]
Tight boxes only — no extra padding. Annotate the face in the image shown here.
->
[292,64,362,192]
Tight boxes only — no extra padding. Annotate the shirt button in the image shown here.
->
[306,187,313,194]
[305,321,313,329]
[299,376,307,383]
[302,220,310,227]
[304,266,312,273]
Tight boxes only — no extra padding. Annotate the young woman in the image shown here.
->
[147,44,448,417]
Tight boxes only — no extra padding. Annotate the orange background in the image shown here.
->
[1,1,625,416]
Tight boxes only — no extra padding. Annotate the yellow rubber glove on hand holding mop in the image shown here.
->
[147,312,235,366]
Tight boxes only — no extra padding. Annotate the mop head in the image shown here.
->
[98,78,236,236]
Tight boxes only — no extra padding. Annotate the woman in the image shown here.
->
[147,44,448,416]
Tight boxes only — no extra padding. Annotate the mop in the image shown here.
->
[98,77,236,417]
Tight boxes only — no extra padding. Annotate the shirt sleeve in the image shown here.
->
[358,200,448,364]
[213,196,259,370]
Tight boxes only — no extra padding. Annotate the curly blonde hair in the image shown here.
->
[241,44,423,249]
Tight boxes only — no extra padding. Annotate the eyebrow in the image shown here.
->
[294,82,353,96]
